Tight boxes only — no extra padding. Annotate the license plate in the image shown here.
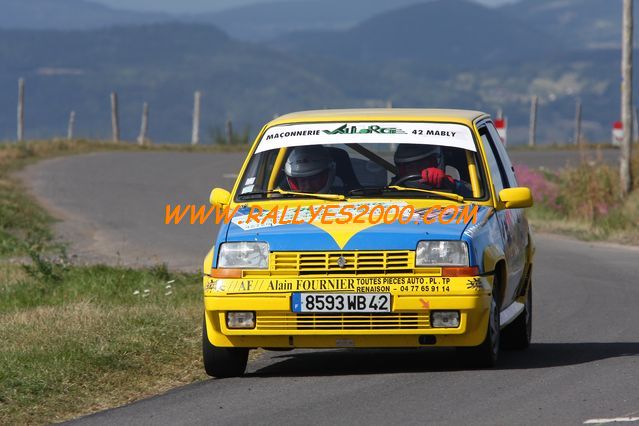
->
[291,293,391,313]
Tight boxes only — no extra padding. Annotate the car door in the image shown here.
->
[485,121,529,302]
[478,121,528,307]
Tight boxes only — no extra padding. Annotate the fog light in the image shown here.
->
[431,311,460,328]
[226,312,255,329]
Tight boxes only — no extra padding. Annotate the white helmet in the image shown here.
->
[284,146,336,193]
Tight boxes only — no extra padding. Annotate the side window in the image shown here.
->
[486,122,519,187]
[238,149,279,194]
[478,125,506,193]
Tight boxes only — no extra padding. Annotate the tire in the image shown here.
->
[458,277,501,368]
[501,280,532,350]
[202,317,249,378]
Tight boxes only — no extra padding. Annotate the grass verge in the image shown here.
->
[0,139,251,424]
[515,149,639,244]
[0,263,206,425]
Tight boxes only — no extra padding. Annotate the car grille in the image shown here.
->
[271,251,413,275]
[256,312,430,331]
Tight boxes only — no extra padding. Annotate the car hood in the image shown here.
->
[224,204,490,251]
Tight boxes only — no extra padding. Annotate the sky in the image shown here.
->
[90,0,518,14]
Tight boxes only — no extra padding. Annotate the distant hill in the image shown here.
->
[0,0,171,30]
[0,5,630,144]
[0,24,362,142]
[192,0,436,40]
[501,0,638,49]
[3,0,626,51]
[275,0,563,66]
[3,0,623,51]
[200,0,633,50]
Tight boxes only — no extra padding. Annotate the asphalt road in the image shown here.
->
[508,147,620,170]
[19,151,247,270]
[18,149,639,425]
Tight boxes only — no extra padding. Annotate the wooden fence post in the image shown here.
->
[138,102,149,145]
[17,78,25,142]
[574,100,582,146]
[67,111,76,141]
[192,91,201,145]
[111,92,120,143]
[620,0,634,195]
[226,119,233,144]
[528,96,538,147]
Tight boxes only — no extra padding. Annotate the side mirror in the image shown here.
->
[209,188,231,207]
[499,187,533,209]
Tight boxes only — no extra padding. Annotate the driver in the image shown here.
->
[284,146,336,193]
[393,144,472,197]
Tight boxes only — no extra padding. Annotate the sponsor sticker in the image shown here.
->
[205,277,456,293]
[255,122,476,153]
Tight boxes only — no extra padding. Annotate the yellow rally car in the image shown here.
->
[203,109,534,377]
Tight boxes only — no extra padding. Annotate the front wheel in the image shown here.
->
[202,317,248,378]
[458,279,501,368]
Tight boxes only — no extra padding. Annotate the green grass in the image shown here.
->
[0,262,205,425]
[0,181,53,257]
[522,149,639,244]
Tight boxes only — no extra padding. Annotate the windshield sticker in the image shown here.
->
[205,277,457,294]
[255,122,476,153]
[323,124,407,135]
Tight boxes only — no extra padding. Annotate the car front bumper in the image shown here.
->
[203,275,493,349]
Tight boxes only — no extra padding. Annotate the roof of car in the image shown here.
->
[268,108,489,126]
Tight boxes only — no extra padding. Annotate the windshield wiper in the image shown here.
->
[348,185,463,202]
[238,188,346,201]
[387,185,464,202]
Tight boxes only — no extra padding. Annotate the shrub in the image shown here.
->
[514,165,560,211]
[556,164,621,222]
[515,159,638,236]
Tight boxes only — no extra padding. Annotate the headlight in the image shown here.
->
[431,311,460,328]
[226,312,256,329]
[218,242,269,269]
[415,241,469,266]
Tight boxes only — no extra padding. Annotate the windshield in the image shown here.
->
[235,122,486,201]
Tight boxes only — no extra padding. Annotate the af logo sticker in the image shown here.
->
[238,281,253,291]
